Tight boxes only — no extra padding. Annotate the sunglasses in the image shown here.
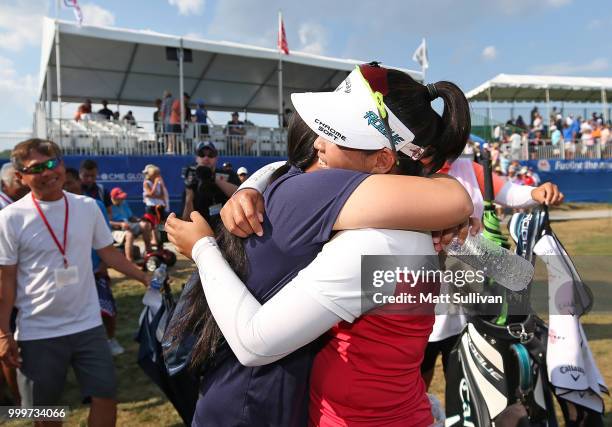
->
[19,158,61,174]
[197,150,217,159]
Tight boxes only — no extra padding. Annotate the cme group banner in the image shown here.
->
[521,159,612,203]
[1,157,609,206]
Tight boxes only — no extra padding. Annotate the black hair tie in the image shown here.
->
[426,83,439,101]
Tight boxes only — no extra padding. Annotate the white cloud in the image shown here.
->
[168,0,205,16]
[0,55,38,114]
[530,57,609,75]
[481,45,497,61]
[0,1,47,51]
[297,22,327,55]
[81,3,115,27]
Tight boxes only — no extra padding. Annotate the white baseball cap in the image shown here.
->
[237,167,248,175]
[291,65,425,160]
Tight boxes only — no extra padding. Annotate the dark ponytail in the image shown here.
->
[385,70,471,174]
[166,111,319,371]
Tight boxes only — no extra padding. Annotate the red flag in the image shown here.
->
[278,13,289,55]
[63,0,83,26]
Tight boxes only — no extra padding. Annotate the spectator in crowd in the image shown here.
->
[153,98,162,131]
[499,152,510,174]
[109,187,153,262]
[222,162,233,174]
[195,99,209,138]
[515,115,527,130]
[0,163,28,210]
[153,98,163,150]
[142,164,169,248]
[581,126,594,157]
[0,139,150,426]
[0,163,26,405]
[224,111,247,153]
[236,166,249,183]
[112,111,120,121]
[63,168,124,356]
[490,142,500,167]
[169,93,191,154]
[493,125,502,141]
[161,90,174,152]
[98,100,113,120]
[592,122,602,142]
[550,125,562,153]
[225,112,245,136]
[601,123,610,146]
[509,130,522,160]
[507,165,520,184]
[122,111,137,126]
[519,167,536,186]
[530,106,538,127]
[74,99,92,121]
[532,113,544,132]
[181,141,240,225]
[80,159,112,216]
[570,115,581,138]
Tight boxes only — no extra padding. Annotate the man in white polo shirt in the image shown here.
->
[0,139,150,426]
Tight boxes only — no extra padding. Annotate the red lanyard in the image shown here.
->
[0,192,12,205]
[32,193,69,268]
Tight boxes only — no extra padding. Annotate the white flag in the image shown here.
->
[412,38,429,70]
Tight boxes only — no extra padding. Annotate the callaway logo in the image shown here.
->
[314,118,346,142]
[363,111,405,145]
[560,365,585,382]
[467,336,504,382]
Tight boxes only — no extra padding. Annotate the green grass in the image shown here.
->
[3,217,612,426]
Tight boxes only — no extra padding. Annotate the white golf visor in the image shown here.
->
[291,67,425,160]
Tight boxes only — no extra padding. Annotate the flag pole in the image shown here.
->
[422,38,426,83]
[277,10,284,132]
[55,0,63,146]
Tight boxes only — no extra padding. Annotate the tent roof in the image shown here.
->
[39,18,422,114]
[466,73,612,103]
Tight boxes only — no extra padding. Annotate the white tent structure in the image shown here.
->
[38,17,421,121]
[466,73,612,125]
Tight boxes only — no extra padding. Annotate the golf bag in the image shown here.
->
[445,207,607,426]
[135,271,199,426]
[444,315,555,427]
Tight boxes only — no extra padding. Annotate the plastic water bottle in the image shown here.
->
[142,264,167,310]
[445,234,534,291]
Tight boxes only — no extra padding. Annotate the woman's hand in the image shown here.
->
[220,189,265,238]
[165,212,214,260]
[431,217,482,252]
[531,182,564,206]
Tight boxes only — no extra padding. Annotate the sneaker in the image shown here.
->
[108,338,125,356]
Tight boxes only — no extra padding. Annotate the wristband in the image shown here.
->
[234,161,286,195]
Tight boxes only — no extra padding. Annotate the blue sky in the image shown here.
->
[1,0,611,145]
